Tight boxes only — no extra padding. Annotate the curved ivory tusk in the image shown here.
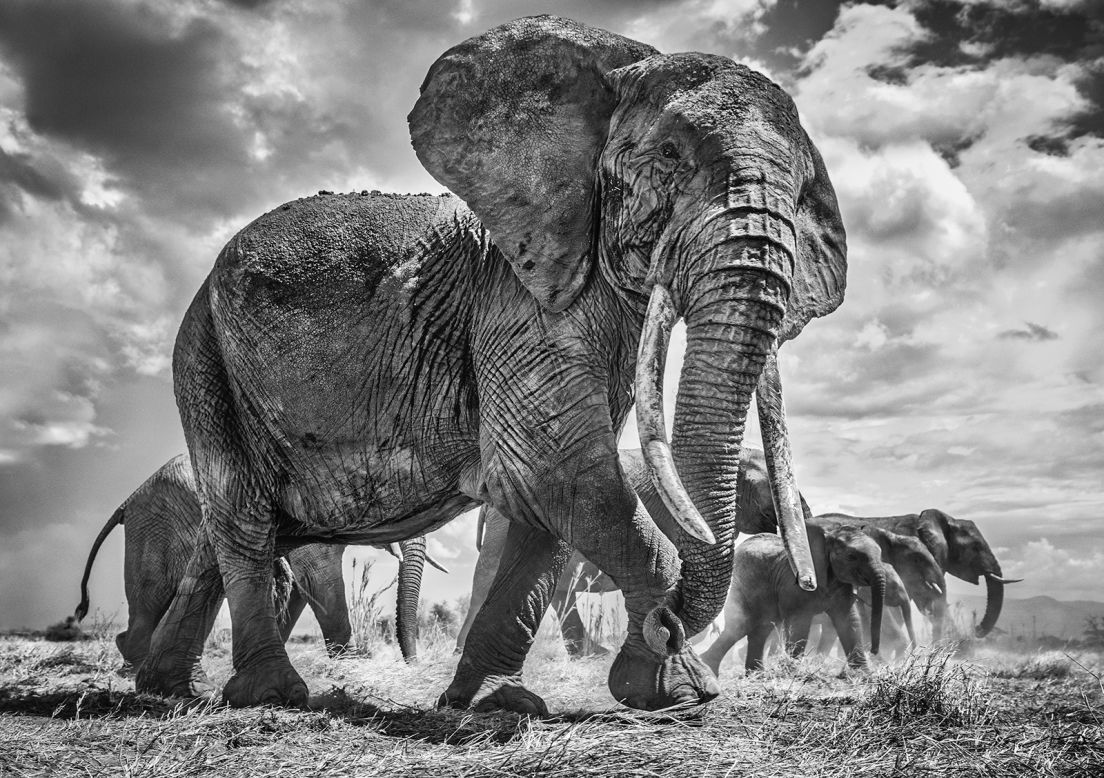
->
[635,283,716,545]
[426,554,450,574]
[986,574,1023,584]
[926,580,944,594]
[386,543,402,560]
[756,348,817,592]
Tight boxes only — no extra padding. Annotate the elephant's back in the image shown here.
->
[213,191,471,307]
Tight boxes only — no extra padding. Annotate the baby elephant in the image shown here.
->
[699,523,886,676]
[74,455,432,669]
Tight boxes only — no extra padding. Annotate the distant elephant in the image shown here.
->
[816,510,1020,639]
[456,447,800,655]
[73,455,434,667]
[140,15,847,712]
[698,523,886,676]
[807,518,946,655]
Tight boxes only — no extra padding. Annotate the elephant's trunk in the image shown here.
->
[395,536,427,662]
[976,571,1006,638]
[637,239,797,636]
[869,565,885,655]
[901,603,916,647]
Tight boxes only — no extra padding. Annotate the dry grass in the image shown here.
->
[2,625,1102,777]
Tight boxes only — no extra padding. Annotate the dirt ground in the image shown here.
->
[0,628,1101,777]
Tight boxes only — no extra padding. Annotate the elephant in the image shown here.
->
[456,446,799,656]
[806,518,946,655]
[73,454,436,667]
[138,15,847,713]
[698,523,885,676]
[815,510,1019,640]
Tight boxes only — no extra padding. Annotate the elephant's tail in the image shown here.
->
[74,505,125,622]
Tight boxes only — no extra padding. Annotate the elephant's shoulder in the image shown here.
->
[215,191,472,297]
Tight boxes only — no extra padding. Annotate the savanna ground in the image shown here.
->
[1,591,1102,777]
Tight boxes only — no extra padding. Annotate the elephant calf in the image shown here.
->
[699,524,886,676]
[75,455,431,668]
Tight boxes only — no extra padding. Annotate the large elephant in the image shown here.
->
[816,510,1019,639]
[698,523,886,676]
[73,455,433,666]
[456,447,797,656]
[139,16,847,712]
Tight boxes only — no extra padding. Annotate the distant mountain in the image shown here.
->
[948,595,1104,640]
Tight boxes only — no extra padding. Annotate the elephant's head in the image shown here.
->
[917,509,1019,638]
[409,16,846,639]
[816,525,886,654]
[868,527,945,617]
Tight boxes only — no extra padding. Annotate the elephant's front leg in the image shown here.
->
[558,474,719,710]
[829,600,871,671]
[136,527,224,697]
[439,520,570,715]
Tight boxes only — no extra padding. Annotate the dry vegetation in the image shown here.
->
[1,606,1101,777]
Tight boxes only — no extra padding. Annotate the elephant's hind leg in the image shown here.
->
[439,520,570,715]
[744,623,773,674]
[136,527,223,697]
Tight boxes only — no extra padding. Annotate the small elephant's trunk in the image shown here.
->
[869,566,886,655]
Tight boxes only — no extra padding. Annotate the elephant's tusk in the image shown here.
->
[986,574,1023,584]
[635,283,716,545]
[426,554,450,574]
[926,580,944,594]
[756,348,817,592]
[386,543,402,560]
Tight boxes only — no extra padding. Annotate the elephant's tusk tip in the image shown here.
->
[681,514,717,545]
[987,574,1023,584]
[797,573,817,592]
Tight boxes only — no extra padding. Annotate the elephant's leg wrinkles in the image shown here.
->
[439,521,570,715]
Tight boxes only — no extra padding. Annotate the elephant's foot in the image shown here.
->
[608,642,720,711]
[136,654,215,699]
[437,673,548,716]
[222,661,309,708]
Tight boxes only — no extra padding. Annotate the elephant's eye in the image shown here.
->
[659,141,679,160]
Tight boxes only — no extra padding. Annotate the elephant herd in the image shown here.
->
[69,16,1017,714]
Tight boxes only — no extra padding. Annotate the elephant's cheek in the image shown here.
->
[608,644,720,711]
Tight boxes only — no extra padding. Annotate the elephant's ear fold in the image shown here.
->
[409,16,657,311]
[779,132,848,342]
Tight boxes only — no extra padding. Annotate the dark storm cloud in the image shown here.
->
[997,322,1060,341]
[893,0,1104,139]
[0,147,79,224]
[0,0,252,221]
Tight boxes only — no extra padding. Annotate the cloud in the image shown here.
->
[998,322,1060,341]
[999,538,1104,601]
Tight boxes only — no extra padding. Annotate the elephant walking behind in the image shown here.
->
[698,524,885,676]
[815,510,1019,640]
[74,455,430,668]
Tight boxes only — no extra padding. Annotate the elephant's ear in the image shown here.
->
[408,16,657,311]
[779,132,848,342]
[805,524,830,589]
[917,510,950,570]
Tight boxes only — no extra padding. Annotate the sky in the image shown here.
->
[0,0,1102,632]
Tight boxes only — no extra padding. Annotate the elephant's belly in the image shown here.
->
[275,439,478,536]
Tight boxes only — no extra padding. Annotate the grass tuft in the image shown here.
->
[855,648,992,727]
